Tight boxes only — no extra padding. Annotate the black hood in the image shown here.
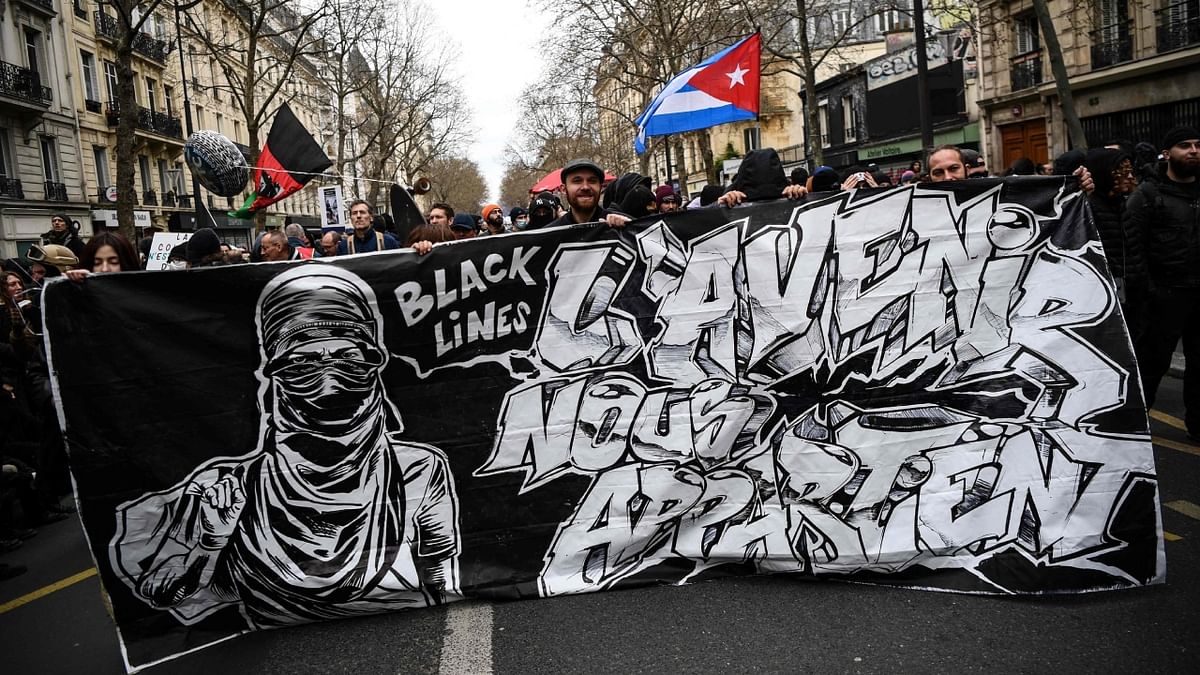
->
[730,148,787,201]
[1084,148,1130,200]
[601,172,652,210]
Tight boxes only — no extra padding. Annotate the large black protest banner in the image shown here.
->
[45,178,1163,672]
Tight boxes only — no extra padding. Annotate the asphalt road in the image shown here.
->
[3,376,1198,674]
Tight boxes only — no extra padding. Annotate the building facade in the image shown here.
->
[0,0,346,258]
[977,0,1200,171]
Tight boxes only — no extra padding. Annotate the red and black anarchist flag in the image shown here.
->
[230,103,331,218]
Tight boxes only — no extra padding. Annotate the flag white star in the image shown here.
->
[726,64,749,88]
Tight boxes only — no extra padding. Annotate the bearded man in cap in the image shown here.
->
[1127,125,1200,438]
[111,265,460,628]
[548,159,630,228]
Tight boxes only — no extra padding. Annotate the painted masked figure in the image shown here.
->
[111,265,459,627]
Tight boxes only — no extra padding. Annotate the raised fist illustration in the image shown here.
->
[185,467,246,549]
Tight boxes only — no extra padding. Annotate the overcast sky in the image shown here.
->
[437,0,551,204]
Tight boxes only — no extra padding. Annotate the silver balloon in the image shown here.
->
[184,131,250,198]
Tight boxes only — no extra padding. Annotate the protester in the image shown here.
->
[318,230,342,258]
[1006,157,1038,176]
[790,167,809,186]
[619,185,659,219]
[927,145,969,182]
[1084,147,1142,337]
[450,213,479,239]
[428,203,454,228]
[550,159,612,226]
[340,200,400,254]
[900,170,918,185]
[841,166,878,190]
[1126,125,1200,438]
[962,148,989,177]
[260,230,294,262]
[717,148,808,206]
[655,185,681,212]
[806,166,841,193]
[1052,149,1087,177]
[64,231,141,282]
[699,184,726,206]
[526,191,559,230]
[481,204,506,236]
[508,207,529,231]
[602,173,651,210]
[41,214,85,258]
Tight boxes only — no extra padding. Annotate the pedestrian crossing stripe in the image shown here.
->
[1164,500,1200,521]
[0,567,96,615]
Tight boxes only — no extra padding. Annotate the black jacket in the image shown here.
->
[1085,149,1143,288]
[1124,170,1200,288]
[42,228,85,258]
[548,205,613,228]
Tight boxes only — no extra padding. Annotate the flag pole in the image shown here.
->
[664,136,673,190]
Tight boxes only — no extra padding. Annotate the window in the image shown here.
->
[875,10,911,35]
[139,156,152,193]
[743,127,761,153]
[0,130,12,177]
[25,29,42,76]
[93,146,109,189]
[842,95,857,143]
[831,10,852,37]
[173,161,185,194]
[146,77,158,113]
[233,120,241,144]
[215,112,223,135]
[818,100,830,148]
[158,158,170,193]
[164,85,174,116]
[41,137,60,183]
[195,105,204,129]
[81,51,99,103]
[1015,14,1040,55]
[104,61,118,103]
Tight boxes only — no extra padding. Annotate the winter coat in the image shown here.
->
[1124,169,1200,288]
[1084,149,1143,288]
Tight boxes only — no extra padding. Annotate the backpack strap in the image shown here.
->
[376,231,383,250]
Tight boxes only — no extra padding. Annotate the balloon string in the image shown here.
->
[234,164,405,187]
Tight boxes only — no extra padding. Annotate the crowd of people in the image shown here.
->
[1,124,1196,583]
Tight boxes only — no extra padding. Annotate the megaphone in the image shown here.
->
[408,177,432,195]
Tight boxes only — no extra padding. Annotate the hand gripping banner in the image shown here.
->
[45,178,1164,672]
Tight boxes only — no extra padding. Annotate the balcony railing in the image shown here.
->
[162,191,177,207]
[1091,20,1134,70]
[0,61,52,107]
[0,177,25,199]
[95,12,172,63]
[44,181,68,202]
[105,100,183,139]
[177,194,192,209]
[143,190,158,206]
[1157,3,1200,53]
[1009,51,1042,91]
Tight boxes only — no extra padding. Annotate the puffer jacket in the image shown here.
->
[1124,169,1200,288]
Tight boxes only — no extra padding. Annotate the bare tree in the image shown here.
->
[531,0,747,185]
[313,0,471,204]
[180,0,328,226]
[498,162,542,209]
[100,0,169,240]
[425,156,487,215]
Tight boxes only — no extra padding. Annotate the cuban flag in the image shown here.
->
[634,33,761,155]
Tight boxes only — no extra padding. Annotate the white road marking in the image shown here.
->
[438,600,494,674]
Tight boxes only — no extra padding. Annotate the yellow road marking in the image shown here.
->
[0,567,97,615]
[1165,532,1183,542]
[1149,409,1188,432]
[1153,436,1200,458]
[1165,500,1200,521]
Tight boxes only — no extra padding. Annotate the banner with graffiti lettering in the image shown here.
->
[46,177,1164,672]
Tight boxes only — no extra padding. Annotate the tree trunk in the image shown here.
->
[114,41,139,242]
[796,2,822,167]
[1032,0,1087,151]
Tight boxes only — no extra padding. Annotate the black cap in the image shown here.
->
[1162,125,1200,151]
[450,213,477,231]
[560,158,604,184]
[187,228,221,264]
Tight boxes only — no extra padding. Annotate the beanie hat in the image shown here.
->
[482,203,502,220]
[186,228,222,265]
[1162,126,1200,151]
[450,213,477,231]
[508,206,527,219]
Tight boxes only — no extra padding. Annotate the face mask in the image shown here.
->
[514,217,529,230]
[272,360,380,434]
